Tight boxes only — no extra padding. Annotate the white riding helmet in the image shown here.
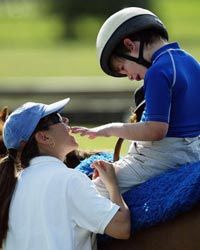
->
[96,7,168,77]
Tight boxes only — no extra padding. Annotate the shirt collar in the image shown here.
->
[151,42,180,63]
[30,155,64,167]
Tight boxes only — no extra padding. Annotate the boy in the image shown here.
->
[72,7,200,196]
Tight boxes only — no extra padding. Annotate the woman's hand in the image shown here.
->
[92,160,131,239]
[91,160,118,191]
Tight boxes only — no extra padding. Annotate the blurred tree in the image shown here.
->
[45,0,151,39]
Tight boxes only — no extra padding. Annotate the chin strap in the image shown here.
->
[116,41,152,69]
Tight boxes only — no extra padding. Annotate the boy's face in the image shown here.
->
[111,56,147,81]
[110,39,148,80]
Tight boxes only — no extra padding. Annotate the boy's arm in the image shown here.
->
[72,121,168,141]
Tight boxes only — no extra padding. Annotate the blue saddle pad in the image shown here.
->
[123,160,200,231]
[75,152,113,177]
[75,152,200,232]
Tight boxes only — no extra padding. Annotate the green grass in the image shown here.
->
[155,0,200,44]
[0,45,101,77]
[0,43,199,77]
[75,134,130,156]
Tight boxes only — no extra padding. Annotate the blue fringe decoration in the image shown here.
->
[75,152,200,231]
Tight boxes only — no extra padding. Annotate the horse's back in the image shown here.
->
[98,203,200,250]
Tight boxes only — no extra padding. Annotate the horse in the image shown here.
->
[0,107,8,157]
[1,106,200,250]
[97,203,200,250]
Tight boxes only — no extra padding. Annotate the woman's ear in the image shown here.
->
[35,131,49,145]
[35,132,55,148]
[123,38,137,52]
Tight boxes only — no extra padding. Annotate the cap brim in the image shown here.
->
[42,98,70,117]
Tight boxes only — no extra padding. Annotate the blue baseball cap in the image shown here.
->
[3,98,70,150]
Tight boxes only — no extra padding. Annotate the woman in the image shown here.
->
[0,98,130,250]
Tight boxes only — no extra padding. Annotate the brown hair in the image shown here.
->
[109,28,165,72]
[114,28,165,55]
[0,149,17,247]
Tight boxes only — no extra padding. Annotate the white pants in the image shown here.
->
[93,137,200,197]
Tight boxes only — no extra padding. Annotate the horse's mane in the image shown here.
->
[0,107,8,157]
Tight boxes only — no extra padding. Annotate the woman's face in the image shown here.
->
[39,113,78,159]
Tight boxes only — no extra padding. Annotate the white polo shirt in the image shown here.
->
[4,156,119,250]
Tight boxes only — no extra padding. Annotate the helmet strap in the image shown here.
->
[116,41,152,68]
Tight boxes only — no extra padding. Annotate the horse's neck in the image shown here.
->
[98,203,200,250]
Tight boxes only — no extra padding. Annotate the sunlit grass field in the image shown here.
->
[0,45,100,77]
[0,43,200,78]
[74,134,130,157]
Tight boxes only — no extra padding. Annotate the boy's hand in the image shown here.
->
[71,125,111,139]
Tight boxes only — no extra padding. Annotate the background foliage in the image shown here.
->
[45,0,150,38]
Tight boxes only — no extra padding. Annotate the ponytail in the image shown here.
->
[0,149,17,248]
